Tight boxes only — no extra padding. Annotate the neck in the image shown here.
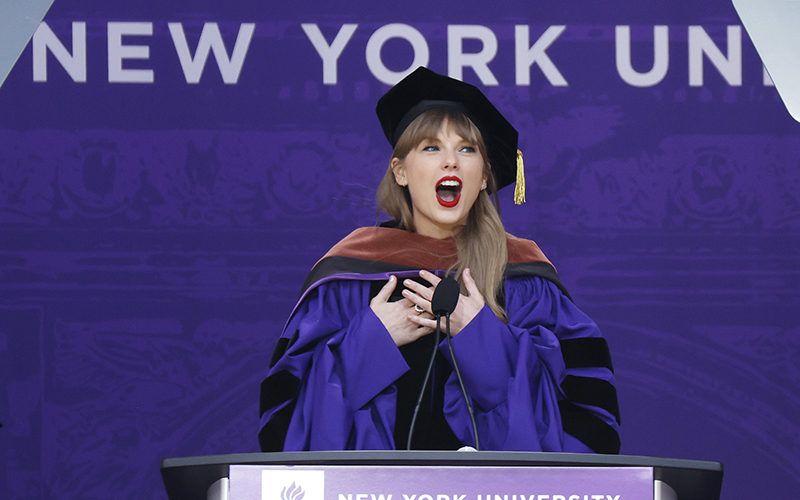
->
[413,220,457,240]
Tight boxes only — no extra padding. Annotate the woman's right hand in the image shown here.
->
[370,275,436,346]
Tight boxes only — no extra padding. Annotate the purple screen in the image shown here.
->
[0,1,798,499]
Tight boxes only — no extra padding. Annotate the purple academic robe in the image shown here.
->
[259,230,620,453]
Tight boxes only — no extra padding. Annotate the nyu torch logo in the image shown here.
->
[262,470,324,500]
[282,482,306,500]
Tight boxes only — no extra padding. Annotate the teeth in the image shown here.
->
[439,180,461,187]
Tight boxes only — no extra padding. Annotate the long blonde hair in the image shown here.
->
[376,108,509,320]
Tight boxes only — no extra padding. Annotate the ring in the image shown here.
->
[413,304,424,313]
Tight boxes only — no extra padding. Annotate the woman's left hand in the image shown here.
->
[402,268,485,336]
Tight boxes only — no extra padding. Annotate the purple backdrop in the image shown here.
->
[1,1,799,499]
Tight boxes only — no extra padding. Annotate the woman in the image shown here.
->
[259,67,620,453]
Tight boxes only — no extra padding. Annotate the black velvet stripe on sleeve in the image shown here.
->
[258,370,301,452]
[561,375,621,425]
[269,337,289,368]
[258,401,297,452]
[558,400,621,454]
[561,338,614,372]
[259,370,300,417]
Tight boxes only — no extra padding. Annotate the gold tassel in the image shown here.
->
[514,149,526,205]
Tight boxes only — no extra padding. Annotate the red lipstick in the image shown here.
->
[436,176,462,208]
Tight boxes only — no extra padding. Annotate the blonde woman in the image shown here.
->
[259,67,620,453]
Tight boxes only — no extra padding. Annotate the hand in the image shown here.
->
[370,275,436,346]
[403,268,485,336]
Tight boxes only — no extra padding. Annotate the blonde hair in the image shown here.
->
[376,108,509,320]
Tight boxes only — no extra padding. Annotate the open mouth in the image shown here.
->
[436,176,462,207]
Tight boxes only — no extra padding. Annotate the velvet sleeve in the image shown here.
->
[440,276,621,453]
[258,279,409,451]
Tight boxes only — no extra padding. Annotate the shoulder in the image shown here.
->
[300,226,426,296]
[302,226,461,292]
[503,233,571,300]
[505,232,552,267]
[324,227,404,261]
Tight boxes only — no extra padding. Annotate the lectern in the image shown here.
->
[160,452,722,500]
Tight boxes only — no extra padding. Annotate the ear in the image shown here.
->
[481,174,488,191]
[391,157,407,187]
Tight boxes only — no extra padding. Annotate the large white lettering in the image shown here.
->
[515,25,567,86]
[32,22,87,82]
[688,25,742,87]
[29,21,766,89]
[169,22,255,84]
[302,23,358,85]
[448,25,498,85]
[108,22,154,83]
[615,25,669,87]
[366,23,429,85]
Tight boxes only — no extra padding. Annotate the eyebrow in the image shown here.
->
[418,136,440,145]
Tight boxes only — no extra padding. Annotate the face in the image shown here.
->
[391,120,488,239]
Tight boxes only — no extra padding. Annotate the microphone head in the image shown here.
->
[431,276,460,316]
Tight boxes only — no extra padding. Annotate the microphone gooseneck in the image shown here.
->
[406,275,461,450]
[407,276,480,451]
[406,324,439,450]
[442,306,480,450]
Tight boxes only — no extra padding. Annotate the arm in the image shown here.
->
[258,279,410,451]
[440,276,620,453]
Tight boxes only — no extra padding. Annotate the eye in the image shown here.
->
[460,145,477,153]
[422,144,439,152]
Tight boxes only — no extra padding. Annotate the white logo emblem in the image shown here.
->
[262,470,325,500]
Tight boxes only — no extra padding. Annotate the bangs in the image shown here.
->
[393,108,484,159]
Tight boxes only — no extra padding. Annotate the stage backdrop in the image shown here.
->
[1,0,799,499]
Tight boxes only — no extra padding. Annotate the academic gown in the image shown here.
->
[258,226,621,453]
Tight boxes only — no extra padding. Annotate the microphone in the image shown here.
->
[436,276,480,451]
[406,275,480,451]
[406,275,462,450]
[431,276,460,316]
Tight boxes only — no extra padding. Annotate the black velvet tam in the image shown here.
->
[376,66,520,191]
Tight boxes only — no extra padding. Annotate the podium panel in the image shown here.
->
[231,464,653,500]
[160,452,722,500]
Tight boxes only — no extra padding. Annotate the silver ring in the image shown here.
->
[413,304,424,313]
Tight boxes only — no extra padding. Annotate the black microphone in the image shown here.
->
[431,276,460,316]
[406,275,463,450]
[435,276,480,450]
[409,275,480,451]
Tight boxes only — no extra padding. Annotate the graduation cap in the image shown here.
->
[376,66,525,204]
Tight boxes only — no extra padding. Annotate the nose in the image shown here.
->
[442,148,458,169]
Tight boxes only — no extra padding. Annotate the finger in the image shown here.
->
[419,269,441,287]
[403,278,434,300]
[462,268,482,298]
[373,275,397,304]
[407,313,437,330]
[402,288,429,311]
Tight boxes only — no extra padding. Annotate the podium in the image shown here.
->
[160,452,722,500]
